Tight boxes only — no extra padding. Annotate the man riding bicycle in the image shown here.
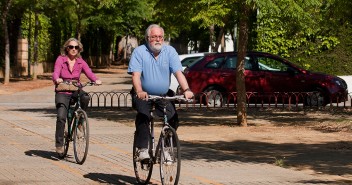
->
[128,24,194,161]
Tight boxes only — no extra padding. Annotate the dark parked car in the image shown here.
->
[184,51,348,106]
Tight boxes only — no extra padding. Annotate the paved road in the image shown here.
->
[0,73,337,185]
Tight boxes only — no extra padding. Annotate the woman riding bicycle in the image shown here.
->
[52,38,102,156]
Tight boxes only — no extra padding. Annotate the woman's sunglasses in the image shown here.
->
[67,45,80,50]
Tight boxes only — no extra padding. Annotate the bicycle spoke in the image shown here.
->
[73,111,89,164]
[160,128,181,185]
[132,96,187,185]
[133,132,153,184]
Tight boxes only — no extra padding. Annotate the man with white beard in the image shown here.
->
[128,24,194,160]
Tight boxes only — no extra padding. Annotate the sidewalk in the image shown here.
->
[0,72,339,185]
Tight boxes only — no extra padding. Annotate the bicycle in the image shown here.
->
[132,95,191,185]
[59,81,97,164]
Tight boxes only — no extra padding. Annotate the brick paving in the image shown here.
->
[0,73,338,185]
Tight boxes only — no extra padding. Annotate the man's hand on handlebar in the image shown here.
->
[137,91,148,100]
[184,90,194,100]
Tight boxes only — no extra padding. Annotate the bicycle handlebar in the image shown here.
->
[148,95,193,102]
[61,81,100,88]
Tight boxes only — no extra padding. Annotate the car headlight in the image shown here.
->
[334,78,347,89]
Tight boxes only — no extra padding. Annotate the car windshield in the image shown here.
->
[258,62,280,71]
[186,57,204,68]
[181,56,203,67]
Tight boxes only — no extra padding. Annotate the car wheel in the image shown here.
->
[205,89,226,107]
[305,88,327,107]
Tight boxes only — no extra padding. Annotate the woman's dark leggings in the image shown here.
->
[54,92,90,147]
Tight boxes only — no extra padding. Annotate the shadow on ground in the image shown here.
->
[84,173,139,185]
[180,139,352,179]
[12,107,352,181]
[24,149,76,164]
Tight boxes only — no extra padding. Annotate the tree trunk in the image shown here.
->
[1,0,12,84]
[209,25,215,52]
[28,8,32,77]
[123,35,128,66]
[77,21,81,41]
[221,32,225,52]
[214,27,225,52]
[109,42,114,67]
[236,1,250,126]
[33,12,39,80]
[75,0,82,40]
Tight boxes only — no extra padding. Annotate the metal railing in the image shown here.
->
[88,91,352,111]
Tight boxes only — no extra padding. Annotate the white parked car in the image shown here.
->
[170,53,207,93]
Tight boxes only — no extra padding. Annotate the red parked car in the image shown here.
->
[184,51,348,106]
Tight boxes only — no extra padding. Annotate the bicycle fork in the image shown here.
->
[67,107,83,141]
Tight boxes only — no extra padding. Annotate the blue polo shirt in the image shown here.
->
[128,44,182,95]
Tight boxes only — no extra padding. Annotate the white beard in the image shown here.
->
[149,43,162,53]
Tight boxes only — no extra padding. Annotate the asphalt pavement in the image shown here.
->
[0,72,339,185]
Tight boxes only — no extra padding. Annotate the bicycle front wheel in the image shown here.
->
[61,121,70,159]
[133,131,153,184]
[73,110,89,164]
[160,127,181,185]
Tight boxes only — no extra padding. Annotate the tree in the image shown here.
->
[236,0,251,126]
[235,0,322,126]
[190,0,238,52]
[1,0,12,84]
[78,0,154,66]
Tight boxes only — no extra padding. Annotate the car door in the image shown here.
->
[255,55,307,93]
[215,55,237,92]
[210,55,263,93]
[202,56,228,90]
[242,55,266,93]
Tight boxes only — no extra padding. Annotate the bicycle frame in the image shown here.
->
[133,95,190,185]
[66,87,84,140]
[149,101,172,164]
[61,81,97,164]
[148,95,191,159]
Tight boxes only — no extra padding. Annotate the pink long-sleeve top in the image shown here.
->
[52,55,98,93]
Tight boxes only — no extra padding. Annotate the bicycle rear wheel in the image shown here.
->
[133,131,153,184]
[73,110,89,164]
[160,127,181,185]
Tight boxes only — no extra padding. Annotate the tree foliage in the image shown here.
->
[1,0,352,81]
[254,0,351,75]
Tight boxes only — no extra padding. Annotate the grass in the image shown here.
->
[274,156,286,168]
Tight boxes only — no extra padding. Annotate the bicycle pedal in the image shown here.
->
[140,158,150,163]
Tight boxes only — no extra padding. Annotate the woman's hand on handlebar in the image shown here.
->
[95,79,102,85]
[56,78,63,84]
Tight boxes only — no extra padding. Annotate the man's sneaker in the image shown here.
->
[137,148,150,161]
[56,146,64,154]
[163,150,173,165]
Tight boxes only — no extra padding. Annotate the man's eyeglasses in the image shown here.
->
[149,35,164,40]
[67,45,80,50]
